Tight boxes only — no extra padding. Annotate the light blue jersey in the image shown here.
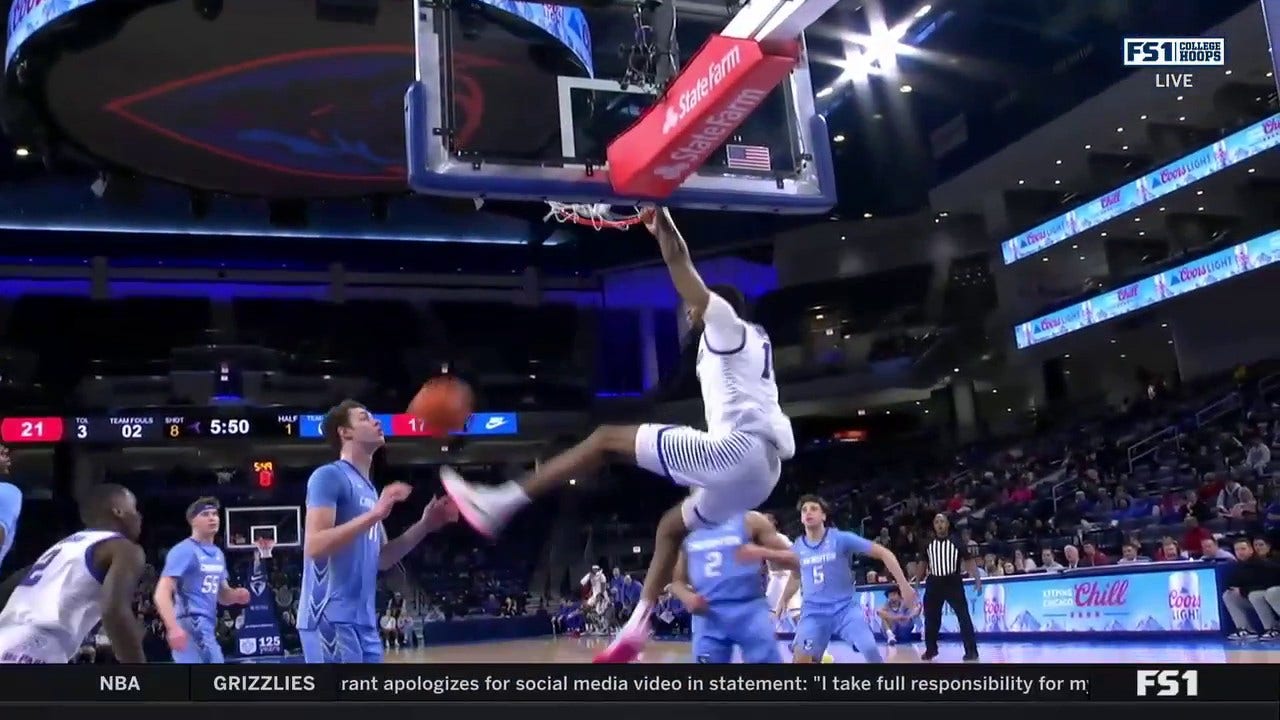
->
[297,460,384,663]
[161,537,227,663]
[683,515,780,663]
[792,527,882,662]
[0,483,20,569]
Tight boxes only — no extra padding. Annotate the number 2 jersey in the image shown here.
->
[0,530,123,663]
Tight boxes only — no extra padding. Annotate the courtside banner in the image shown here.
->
[607,35,796,198]
[0,664,1275,702]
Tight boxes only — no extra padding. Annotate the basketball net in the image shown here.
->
[255,537,275,560]
[544,201,643,231]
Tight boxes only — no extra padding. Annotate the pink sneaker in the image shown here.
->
[592,627,649,664]
[439,466,506,540]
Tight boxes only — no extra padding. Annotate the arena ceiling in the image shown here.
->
[0,0,1259,274]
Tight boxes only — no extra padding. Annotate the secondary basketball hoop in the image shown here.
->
[255,537,275,560]
[544,202,644,230]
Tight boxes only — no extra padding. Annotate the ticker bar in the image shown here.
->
[0,664,1274,703]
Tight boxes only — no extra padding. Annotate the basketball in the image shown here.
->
[407,377,474,433]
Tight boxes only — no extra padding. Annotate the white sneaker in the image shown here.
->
[439,466,510,539]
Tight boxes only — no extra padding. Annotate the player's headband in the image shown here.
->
[187,503,219,520]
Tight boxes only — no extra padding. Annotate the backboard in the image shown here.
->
[406,0,836,213]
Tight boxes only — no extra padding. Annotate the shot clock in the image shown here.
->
[252,460,276,488]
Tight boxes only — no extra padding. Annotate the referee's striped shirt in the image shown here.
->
[925,533,969,581]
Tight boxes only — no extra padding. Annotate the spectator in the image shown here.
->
[1013,548,1037,573]
[380,612,398,649]
[1062,545,1082,570]
[1217,474,1257,519]
[275,584,293,611]
[1040,548,1064,572]
[1182,517,1213,557]
[1155,537,1189,561]
[1116,542,1150,564]
[1080,541,1111,566]
[1244,437,1272,475]
[1221,538,1280,639]
[1200,537,1235,562]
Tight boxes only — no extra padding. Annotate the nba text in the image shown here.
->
[1136,670,1199,697]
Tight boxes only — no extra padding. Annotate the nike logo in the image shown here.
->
[484,416,507,430]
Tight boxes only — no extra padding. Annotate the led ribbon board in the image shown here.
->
[1002,113,1280,264]
[6,0,99,69]
[1013,229,1280,349]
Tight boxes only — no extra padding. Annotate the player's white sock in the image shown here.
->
[621,599,652,636]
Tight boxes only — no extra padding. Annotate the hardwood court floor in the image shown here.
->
[379,636,1280,663]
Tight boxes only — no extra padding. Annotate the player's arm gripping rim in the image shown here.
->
[668,550,707,614]
[96,538,148,663]
[644,208,714,317]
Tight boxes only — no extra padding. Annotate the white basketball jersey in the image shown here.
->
[0,530,122,663]
[765,532,793,575]
[696,323,795,457]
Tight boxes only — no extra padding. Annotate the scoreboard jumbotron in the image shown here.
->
[0,410,519,445]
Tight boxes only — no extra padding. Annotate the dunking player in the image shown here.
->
[670,510,794,663]
[154,497,251,663]
[777,495,915,663]
[441,207,795,663]
[0,484,146,663]
[298,400,458,663]
[0,444,20,568]
[762,513,800,630]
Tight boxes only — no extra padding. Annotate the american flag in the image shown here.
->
[725,143,772,171]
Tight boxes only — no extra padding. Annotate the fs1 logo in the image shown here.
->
[1136,669,1199,697]
[1123,38,1225,66]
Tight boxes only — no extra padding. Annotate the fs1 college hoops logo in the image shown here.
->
[1136,669,1199,697]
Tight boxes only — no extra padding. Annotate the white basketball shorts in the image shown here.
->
[634,424,781,530]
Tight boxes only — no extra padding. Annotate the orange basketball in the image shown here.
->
[407,377,474,433]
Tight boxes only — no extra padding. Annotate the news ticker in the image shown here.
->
[0,664,1274,703]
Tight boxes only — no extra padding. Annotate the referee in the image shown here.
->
[921,513,979,661]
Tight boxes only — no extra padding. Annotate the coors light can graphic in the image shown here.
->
[1168,570,1206,630]
[983,583,1007,632]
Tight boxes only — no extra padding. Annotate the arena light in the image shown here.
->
[914,4,933,19]
[13,147,29,158]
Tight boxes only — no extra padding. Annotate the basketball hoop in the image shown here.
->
[543,202,643,231]
[255,537,275,560]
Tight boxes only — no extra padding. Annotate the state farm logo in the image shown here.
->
[662,45,743,135]
[653,86,770,180]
